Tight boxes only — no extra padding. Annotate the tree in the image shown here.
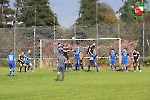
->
[0,0,15,28]
[144,12,150,23]
[76,0,117,25]
[136,12,150,56]
[117,0,136,24]
[15,0,59,27]
[99,3,117,24]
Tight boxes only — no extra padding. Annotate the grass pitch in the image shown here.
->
[0,66,150,100]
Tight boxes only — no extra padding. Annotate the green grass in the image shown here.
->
[0,67,150,100]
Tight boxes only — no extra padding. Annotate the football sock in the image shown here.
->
[96,65,98,70]
[9,70,12,75]
[25,66,26,72]
[20,67,22,72]
[30,66,33,70]
[81,65,84,70]
[114,66,116,70]
[13,68,15,73]
[77,63,80,70]
[110,66,113,70]
[96,65,99,72]
[74,64,77,70]
[27,67,29,70]
[97,69,99,72]
[134,66,136,71]
[126,66,128,70]
[65,64,67,70]
[138,66,141,70]
[124,67,126,71]
[88,66,90,71]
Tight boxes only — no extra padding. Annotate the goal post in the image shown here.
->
[39,38,121,69]
[98,38,122,65]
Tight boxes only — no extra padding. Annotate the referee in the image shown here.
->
[132,49,141,72]
[56,51,66,81]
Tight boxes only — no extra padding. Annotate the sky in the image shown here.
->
[9,0,150,28]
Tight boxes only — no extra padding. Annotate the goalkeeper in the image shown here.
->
[56,51,66,81]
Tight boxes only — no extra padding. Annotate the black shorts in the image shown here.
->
[133,59,139,65]
[18,60,25,65]
[79,60,83,65]
[64,55,69,60]
[89,60,94,65]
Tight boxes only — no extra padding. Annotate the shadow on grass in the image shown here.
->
[54,79,64,82]
[116,68,123,71]
[52,70,57,72]
[82,69,96,72]
[116,68,133,72]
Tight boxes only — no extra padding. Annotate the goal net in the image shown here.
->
[39,38,121,69]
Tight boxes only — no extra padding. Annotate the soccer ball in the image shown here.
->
[72,37,75,40]
[68,68,72,70]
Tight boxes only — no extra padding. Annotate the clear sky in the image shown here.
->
[9,0,150,28]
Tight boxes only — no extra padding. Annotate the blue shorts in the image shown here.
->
[8,62,15,68]
[74,58,79,62]
[93,59,96,63]
[26,60,30,65]
[110,59,116,64]
[122,59,128,64]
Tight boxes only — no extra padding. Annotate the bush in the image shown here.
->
[144,58,150,66]
[0,60,8,67]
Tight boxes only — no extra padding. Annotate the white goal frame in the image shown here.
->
[40,38,121,69]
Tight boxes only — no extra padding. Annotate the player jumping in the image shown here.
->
[56,43,63,56]
[87,43,96,71]
[93,49,99,72]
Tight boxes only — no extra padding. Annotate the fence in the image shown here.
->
[0,22,150,68]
